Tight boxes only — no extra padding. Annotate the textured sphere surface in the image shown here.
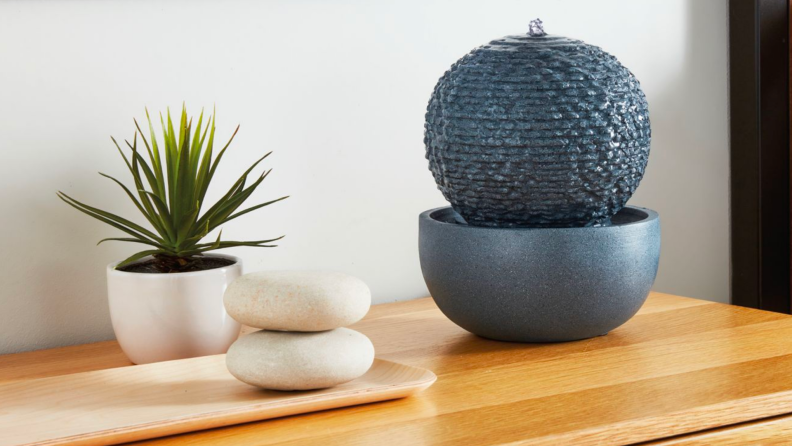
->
[226,328,375,390]
[419,206,660,342]
[224,271,371,332]
[425,35,651,227]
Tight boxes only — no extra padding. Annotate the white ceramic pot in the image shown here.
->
[106,254,242,364]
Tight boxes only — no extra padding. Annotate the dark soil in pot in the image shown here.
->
[117,256,236,274]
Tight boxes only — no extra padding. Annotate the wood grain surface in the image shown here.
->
[4,292,792,445]
[0,358,434,446]
[648,414,792,444]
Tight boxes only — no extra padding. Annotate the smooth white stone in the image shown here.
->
[226,328,375,390]
[224,271,371,331]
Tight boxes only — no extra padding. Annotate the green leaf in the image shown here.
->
[97,237,168,250]
[179,220,210,250]
[172,111,194,235]
[189,108,205,180]
[110,136,134,174]
[125,138,161,198]
[58,191,163,243]
[139,190,176,241]
[191,172,246,233]
[57,192,161,244]
[193,153,272,230]
[139,109,166,201]
[200,124,240,204]
[205,169,273,232]
[116,249,163,269]
[177,104,188,155]
[179,236,284,256]
[212,229,223,249]
[224,195,289,224]
[112,137,146,194]
[133,119,157,175]
[133,118,165,199]
[194,114,217,206]
[113,135,171,243]
[163,110,178,204]
[175,201,200,246]
[200,236,284,247]
[99,172,166,237]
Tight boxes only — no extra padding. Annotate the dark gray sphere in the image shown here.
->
[424,34,651,228]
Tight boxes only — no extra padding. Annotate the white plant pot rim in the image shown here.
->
[107,253,241,277]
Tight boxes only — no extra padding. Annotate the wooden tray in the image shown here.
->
[0,356,436,446]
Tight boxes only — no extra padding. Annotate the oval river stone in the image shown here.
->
[224,271,371,331]
[226,328,375,390]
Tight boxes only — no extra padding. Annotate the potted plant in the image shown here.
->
[59,106,287,364]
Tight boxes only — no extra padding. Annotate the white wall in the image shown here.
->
[0,0,729,354]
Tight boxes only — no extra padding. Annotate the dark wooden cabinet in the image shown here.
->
[729,0,791,313]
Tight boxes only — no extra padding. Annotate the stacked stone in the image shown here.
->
[223,271,374,391]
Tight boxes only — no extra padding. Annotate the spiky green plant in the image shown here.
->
[58,106,288,272]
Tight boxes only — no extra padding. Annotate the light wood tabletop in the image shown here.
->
[4,292,792,445]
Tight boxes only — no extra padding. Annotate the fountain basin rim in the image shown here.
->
[421,206,658,232]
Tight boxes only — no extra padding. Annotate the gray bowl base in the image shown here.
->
[419,206,661,343]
